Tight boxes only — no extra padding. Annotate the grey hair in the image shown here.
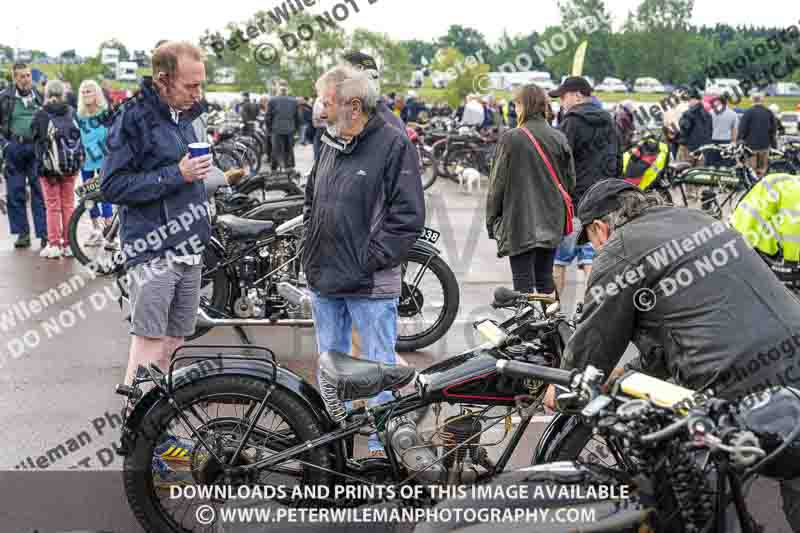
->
[45,79,66,102]
[599,190,665,232]
[315,64,377,115]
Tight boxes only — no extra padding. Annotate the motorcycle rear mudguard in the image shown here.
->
[119,359,346,470]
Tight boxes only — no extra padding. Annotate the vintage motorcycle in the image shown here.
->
[115,289,574,532]
[454,358,800,533]
[183,201,460,352]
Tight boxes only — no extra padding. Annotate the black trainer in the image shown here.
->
[14,234,31,248]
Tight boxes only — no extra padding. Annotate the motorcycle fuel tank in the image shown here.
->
[243,196,305,225]
[416,347,526,405]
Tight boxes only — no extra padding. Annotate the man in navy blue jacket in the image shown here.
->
[100,41,212,389]
[303,64,425,456]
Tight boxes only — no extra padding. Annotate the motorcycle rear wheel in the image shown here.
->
[123,375,333,533]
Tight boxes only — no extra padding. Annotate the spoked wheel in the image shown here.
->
[419,145,437,190]
[124,375,333,533]
[396,250,459,352]
[68,201,119,274]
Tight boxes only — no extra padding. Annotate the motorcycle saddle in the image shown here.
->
[318,351,416,401]
[669,161,692,173]
[216,214,275,241]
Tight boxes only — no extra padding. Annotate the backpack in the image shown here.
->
[42,108,84,178]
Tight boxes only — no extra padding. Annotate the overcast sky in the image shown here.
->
[1,0,795,57]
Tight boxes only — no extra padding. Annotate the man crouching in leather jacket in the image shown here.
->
[544,179,800,531]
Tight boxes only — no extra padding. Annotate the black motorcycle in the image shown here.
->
[69,170,301,274]
[183,199,460,352]
[115,290,573,532]
[459,359,800,533]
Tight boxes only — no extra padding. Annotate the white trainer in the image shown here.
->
[39,245,62,259]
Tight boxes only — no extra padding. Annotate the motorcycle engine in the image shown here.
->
[233,238,307,320]
[385,405,499,486]
[233,256,265,318]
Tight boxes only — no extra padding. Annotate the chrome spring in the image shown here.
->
[319,374,347,425]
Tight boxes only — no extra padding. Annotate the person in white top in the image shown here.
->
[461,94,486,127]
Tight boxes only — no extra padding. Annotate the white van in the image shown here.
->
[706,78,741,95]
[634,77,666,94]
[115,62,139,82]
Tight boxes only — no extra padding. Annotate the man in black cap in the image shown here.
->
[548,76,621,305]
[542,179,800,528]
[342,51,406,133]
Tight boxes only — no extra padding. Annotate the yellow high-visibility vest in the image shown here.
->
[731,173,800,261]
[622,142,670,191]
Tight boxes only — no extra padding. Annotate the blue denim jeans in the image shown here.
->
[310,292,399,451]
[4,141,46,238]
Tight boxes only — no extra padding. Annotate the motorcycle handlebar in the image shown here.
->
[496,360,574,387]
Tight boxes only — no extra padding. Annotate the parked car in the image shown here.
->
[634,77,666,94]
[706,78,742,96]
[781,112,800,135]
[775,82,800,97]
[595,77,628,92]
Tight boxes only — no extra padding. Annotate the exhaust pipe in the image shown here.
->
[196,307,313,328]
[276,282,313,316]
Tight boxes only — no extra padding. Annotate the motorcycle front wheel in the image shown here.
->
[123,375,333,532]
[396,250,460,352]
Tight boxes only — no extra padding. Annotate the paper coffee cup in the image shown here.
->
[188,142,211,158]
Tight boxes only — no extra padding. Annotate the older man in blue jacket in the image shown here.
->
[303,64,425,456]
[100,41,212,388]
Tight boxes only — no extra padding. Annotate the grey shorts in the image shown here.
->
[127,256,202,338]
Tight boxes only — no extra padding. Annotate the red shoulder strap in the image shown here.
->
[518,126,574,235]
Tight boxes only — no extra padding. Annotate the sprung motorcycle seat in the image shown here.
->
[216,215,275,241]
[318,351,416,401]
[669,161,692,174]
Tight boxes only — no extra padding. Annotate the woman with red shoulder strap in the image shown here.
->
[486,84,576,296]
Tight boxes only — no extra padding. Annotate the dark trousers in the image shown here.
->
[781,479,800,532]
[271,133,295,171]
[4,141,46,238]
[509,248,557,294]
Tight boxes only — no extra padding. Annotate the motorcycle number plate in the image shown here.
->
[76,177,100,198]
[420,227,440,244]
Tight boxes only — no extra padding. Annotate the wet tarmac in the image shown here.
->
[0,145,792,532]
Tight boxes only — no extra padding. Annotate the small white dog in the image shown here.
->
[459,167,482,193]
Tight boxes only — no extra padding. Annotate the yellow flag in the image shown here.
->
[572,41,588,76]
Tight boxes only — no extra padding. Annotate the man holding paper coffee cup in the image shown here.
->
[100,41,224,388]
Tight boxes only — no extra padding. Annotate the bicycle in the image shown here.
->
[649,144,761,220]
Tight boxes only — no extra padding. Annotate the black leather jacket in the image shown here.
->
[564,206,800,400]
[0,85,43,146]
